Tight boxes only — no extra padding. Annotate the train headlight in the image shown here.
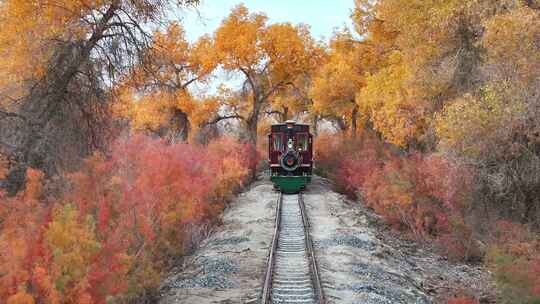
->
[287,139,293,149]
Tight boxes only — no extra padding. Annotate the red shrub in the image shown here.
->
[314,132,383,195]
[316,134,477,260]
[313,133,346,178]
[0,169,51,302]
[447,296,479,304]
[0,135,252,303]
[486,221,540,303]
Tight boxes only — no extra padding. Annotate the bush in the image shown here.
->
[436,86,540,229]
[314,132,383,194]
[486,221,540,304]
[0,135,252,303]
[315,134,479,260]
[447,296,479,304]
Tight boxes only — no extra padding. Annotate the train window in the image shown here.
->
[273,133,283,151]
[297,133,308,151]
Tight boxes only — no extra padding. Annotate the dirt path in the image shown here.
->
[159,180,277,303]
[304,177,493,304]
[159,176,493,304]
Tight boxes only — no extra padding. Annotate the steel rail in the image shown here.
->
[261,191,325,304]
[261,191,282,303]
[298,192,325,304]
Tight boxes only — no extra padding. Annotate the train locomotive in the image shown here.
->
[268,120,313,193]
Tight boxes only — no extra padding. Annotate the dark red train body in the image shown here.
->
[268,120,313,193]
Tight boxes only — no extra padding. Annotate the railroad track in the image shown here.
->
[261,192,325,304]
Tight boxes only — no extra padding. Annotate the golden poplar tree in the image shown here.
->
[114,23,218,142]
[309,31,365,137]
[208,5,320,147]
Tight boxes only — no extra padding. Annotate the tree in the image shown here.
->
[265,34,325,135]
[209,5,320,149]
[0,0,199,194]
[309,31,365,137]
[265,29,325,124]
[483,6,540,98]
[435,5,540,225]
[358,51,430,146]
[114,23,218,142]
[349,0,488,148]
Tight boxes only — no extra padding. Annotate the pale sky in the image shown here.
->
[176,0,356,42]
[171,1,356,95]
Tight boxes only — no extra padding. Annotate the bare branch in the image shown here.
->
[239,67,258,94]
[0,109,28,121]
[204,114,244,126]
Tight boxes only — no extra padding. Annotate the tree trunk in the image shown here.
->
[335,117,348,133]
[244,92,263,180]
[351,104,358,139]
[280,106,289,122]
[311,114,319,136]
[168,109,190,143]
[522,192,538,224]
[451,15,481,96]
[6,42,95,194]
[244,115,258,180]
[245,116,258,148]
[3,3,120,194]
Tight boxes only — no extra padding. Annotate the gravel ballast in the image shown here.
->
[304,176,494,304]
[160,175,494,303]
[159,180,278,303]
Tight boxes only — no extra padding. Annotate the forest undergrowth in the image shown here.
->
[316,133,540,303]
[0,135,256,303]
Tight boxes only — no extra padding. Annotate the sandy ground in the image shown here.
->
[304,177,494,304]
[304,177,429,304]
[159,179,278,303]
[159,176,494,304]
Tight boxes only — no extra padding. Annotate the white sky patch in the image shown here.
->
[170,1,356,96]
[174,0,355,42]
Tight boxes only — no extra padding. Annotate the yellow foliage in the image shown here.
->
[0,0,91,84]
[310,31,364,124]
[113,22,218,134]
[435,87,525,158]
[262,23,320,82]
[144,22,216,87]
[358,52,428,146]
[0,0,186,90]
[483,7,540,87]
[214,4,268,71]
[45,204,101,297]
[263,23,324,120]
[374,0,464,67]
[213,4,322,128]
[214,4,320,81]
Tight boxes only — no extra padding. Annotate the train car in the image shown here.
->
[268,120,313,193]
